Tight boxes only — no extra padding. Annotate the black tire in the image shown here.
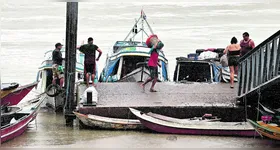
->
[46,84,61,97]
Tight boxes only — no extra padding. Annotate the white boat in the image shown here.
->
[99,10,169,83]
[36,49,98,110]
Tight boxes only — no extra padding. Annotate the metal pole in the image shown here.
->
[64,2,78,126]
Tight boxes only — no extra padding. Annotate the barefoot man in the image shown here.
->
[78,37,102,87]
[141,35,164,92]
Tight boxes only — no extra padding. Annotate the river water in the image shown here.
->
[1,0,280,148]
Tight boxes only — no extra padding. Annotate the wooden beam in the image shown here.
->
[64,2,78,126]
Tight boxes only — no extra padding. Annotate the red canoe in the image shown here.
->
[129,108,257,137]
[1,81,38,106]
[1,98,44,143]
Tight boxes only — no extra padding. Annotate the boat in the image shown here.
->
[73,112,144,130]
[129,108,256,136]
[1,81,38,106]
[247,119,280,140]
[146,112,221,124]
[256,103,280,123]
[36,47,98,110]
[99,10,169,82]
[1,97,44,143]
[1,104,22,127]
[174,48,237,83]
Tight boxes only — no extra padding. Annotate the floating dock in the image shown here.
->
[77,82,256,122]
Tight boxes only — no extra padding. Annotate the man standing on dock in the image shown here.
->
[141,35,164,92]
[240,32,255,56]
[78,37,102,87]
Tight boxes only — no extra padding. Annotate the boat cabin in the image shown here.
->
[99,41,169,82]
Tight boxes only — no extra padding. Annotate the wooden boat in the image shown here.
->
[247,119,280,140]
[1,105,22,127]
[1,97,44,143]
[1,81,38,106]
[174,48,238,83]
[146,112,221,124]
[74,112,144,130]
[130,108,257,136]
[99,10,169,83]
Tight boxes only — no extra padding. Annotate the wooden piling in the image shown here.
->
[64,2,78,126]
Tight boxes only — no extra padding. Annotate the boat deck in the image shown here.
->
[77,82,256,122]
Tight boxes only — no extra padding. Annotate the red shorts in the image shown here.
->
[84,63,96,75]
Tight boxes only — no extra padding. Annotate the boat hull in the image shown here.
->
[1,98,44,143]
[130,108,256,137]
[247,119,280,140]
[1,82,38,106]
[139,118,256,136]
[74,112,144,130]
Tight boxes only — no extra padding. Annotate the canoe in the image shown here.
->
[1,83,19,91]
[1,106,22,126]
[0,81,38,106]
[1,97,44,143]
[146,112,221,124]
[247,119,280,140]
[74,112,144,130]
[130,108,257,137]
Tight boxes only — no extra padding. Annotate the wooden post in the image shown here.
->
[64,2,78,126]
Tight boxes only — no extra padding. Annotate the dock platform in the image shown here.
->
[77,82,256,122]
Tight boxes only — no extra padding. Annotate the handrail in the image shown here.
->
[238,30,280,97]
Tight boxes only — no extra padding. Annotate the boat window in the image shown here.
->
[111,60,120,76]
[174,62,211,82]
[121,56,148,78]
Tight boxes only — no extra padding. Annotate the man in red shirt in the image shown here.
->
[141,38,164,92]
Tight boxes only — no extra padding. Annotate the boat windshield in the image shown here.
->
[174,61,212,82]
[121,56,148,78]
